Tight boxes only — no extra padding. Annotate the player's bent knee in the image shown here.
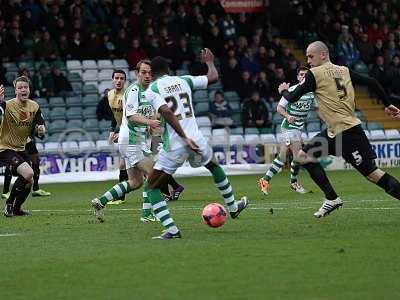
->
[17,163,34,182]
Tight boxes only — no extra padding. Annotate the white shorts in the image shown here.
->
[154,138,213,175]
[119,143,152,169]
[280,128,302,146]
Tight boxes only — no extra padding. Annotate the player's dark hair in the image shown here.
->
[151,56,170,77]
[112,69,126,80]
[136,59,151,72]
[13,76,30,88]
[297,66,310,74]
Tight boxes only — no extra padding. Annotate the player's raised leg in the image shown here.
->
[371,169,400,200]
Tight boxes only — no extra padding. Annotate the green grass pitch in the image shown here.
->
[1,169,400,300]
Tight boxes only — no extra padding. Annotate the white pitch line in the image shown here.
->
[0,233,18,237]
[29,206,400,213]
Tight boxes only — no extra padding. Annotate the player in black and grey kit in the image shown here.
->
[279,41,400,218]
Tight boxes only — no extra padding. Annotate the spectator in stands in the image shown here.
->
[0,34,8,62]
[205,26,224,57]
[97,33,116,59]
[367,23,383,44]
[114,28,129,58]
[210,90,234,129]
[171,37,195,71]
[32,64,55,97]
[20,9,36,37]
[286,59,299,85]
[240,48,261,75]
[279,47,296,70]
[387,55,400,95]
[373,39,385,57]
[336,31,360,66]
[236,13,251,37]
[254,71,271,101]
[384,40,397,62]
[33,31,59,61]
[0,65,9,86]
[127,38,147,70]
[83,32,100,60]
[69,31,85,60]
[221,57,241,92]
[237,71,253,101]
[242,90,269,129]
[96,88,112,121]
[356,33,375,64]
[269,67,286,100]
[52,67,74,97]
[57,33,70,60]
[370,55,391,92]
[6,28,25,61]
[219,14,236,40]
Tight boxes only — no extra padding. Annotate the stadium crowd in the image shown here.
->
[1,0,400,128]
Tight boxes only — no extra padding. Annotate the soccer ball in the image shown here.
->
[202,203,227,228]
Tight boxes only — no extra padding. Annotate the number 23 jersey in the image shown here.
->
[145,75,208,151]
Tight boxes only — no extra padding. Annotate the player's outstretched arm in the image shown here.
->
[350,70,400,119]
[279,71,317,103]
[200,48,218,85]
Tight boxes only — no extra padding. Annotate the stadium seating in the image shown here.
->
[66,60,82,71]
[230,135,245,145]
[44,142,60,152]
[49,97,65,108]
[385,129,400,140]
[37,97,49,109]
[196,116,211,127]
[66,109,83,120]
[260,134,276,144]
[244,134,261,144]
[98,60,114,70]
[79,140,96,152]
[96,140,114,151]
[82,60,98,70]
[50,108,66,121]
[83,95,99,107]
[61,141,80,152]
[65,96,82,108]
[230,127,244,135]
[370,130,386,140]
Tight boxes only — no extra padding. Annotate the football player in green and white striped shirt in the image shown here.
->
[90,60,161,222]
[258,66,317,195]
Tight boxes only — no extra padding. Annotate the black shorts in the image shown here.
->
[0,149,31,169]
[303,124,377,176]
[25,140,38,155]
